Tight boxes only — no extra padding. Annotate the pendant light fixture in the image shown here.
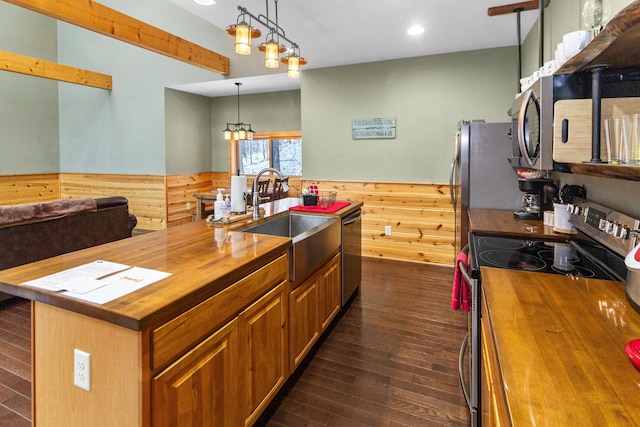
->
[258,30,286,68]
[280,45,307,78]
[226,0,307,78]
[225,13,262,55]
[223,82,254,141]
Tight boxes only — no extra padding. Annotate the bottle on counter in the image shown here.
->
[214,189,226,221]
[225,194,231,217]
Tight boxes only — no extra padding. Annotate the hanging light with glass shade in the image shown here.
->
[223,82,254,141]
[258,30,286,68]
[225,12,262,55]
[226,0,307,77]
[281,45,307,78]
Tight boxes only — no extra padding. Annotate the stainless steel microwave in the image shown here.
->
[509,75,554,171]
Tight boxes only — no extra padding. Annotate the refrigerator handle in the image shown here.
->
[449,159,456,211]
[450,134,459,211]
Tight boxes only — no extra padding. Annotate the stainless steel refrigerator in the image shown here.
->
[450,120,522,254]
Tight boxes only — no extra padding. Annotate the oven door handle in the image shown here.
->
[458,260,473,285]
[458,332,471,409]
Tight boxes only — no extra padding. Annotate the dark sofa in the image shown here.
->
[0,196,137,301]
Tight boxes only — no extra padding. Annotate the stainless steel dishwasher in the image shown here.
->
[341,209,362,306]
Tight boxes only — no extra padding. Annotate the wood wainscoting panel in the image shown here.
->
[167,172,212,227]
[302,180,455,266]
[211,172,231,192]
[59,173,166,231]
[0,174,60,205]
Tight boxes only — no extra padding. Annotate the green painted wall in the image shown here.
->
[0,3,59,174]
[300,47,518,182]
[210,90,301,172]
[2,0,635,188]
[56,0,228,175]
[165,89,212,175]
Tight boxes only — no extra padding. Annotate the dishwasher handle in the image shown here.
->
[342,212,361,226]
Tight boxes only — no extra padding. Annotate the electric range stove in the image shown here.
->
[468,200,639,282]
[457,200,638,427]
[469,234,626,281]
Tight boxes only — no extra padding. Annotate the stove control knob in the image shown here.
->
[611,222,620,236]
[599,218,608,231]
[606,220,616,234]
[616,225,630,240]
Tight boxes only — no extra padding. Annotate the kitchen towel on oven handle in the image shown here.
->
[451,247,470,312]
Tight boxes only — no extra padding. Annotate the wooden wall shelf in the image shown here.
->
[554,1,640,183]
[567,163,640,181]
[556,0,640,74]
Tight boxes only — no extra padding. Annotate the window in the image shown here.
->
[234,131,302,176]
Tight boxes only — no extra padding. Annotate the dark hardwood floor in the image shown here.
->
[259,258,470,426]
[0,297,31,427]
[0,258,469,427]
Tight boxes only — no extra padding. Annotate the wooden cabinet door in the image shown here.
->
[318,254,341,332]
[152,318,239,427]
[239,281,287,427]
[289,275,319,370]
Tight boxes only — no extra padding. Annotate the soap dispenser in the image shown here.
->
[214,189,226,221]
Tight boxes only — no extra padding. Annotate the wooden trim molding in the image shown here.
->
[0,50,112,89]
[4,0,229,75]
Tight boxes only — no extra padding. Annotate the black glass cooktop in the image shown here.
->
[469,234,626,282]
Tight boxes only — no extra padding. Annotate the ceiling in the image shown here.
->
[169,0,539,97]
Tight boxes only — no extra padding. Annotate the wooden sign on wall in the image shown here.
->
[352,118,396,139]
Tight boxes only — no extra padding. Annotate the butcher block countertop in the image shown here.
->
[469,208,568,240]
[482,267,640,425]
[0,197,361,331]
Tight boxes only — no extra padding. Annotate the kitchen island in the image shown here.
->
[0,197,362,426]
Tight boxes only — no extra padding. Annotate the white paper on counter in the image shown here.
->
[21,260,131,292]
[62,266,172,305]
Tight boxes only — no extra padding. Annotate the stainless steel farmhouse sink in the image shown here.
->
[238,213,341,282]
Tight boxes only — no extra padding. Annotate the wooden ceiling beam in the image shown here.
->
[0,50,112,89]
[3,0,230,75]
[488,0,539,16]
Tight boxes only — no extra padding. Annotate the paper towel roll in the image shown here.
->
[231,176,247,213]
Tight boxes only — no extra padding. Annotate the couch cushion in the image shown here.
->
[0,198,97,229]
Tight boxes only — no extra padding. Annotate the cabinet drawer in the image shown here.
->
[152,254,288,370]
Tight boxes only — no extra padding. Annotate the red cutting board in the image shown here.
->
[289,201,351,213]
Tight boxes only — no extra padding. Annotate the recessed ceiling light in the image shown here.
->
[407,25,425,36]
[193,0,216,5]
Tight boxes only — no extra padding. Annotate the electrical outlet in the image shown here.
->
[186,202,191,210]
[384,225,392,236]
[74,349,91,391]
